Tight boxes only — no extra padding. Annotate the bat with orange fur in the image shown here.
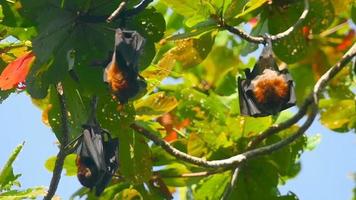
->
[238,41,296,117]
[104,28,147,103]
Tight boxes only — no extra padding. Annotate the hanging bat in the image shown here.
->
[76,124,119,196]
[238,41,296,117]
[104,28,147,103]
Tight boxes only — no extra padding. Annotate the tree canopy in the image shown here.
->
[0,0,355,199]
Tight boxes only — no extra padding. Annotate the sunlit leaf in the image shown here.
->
[0,51,34,90]
[0,142,24,190]
[135,92,178,119]
[319,99,356,132]
[0,187,47,200]
[44,154,77,176]
[119,129,152,184]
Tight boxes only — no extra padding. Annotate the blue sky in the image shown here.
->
[0,92,355,199]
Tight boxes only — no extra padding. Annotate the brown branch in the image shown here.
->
[131,42,356,169]
[155,169,224,178]
[106,1,127,23]
[43,83,70,200]
[220,0,309,44]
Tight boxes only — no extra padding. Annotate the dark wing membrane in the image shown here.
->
[238,77,264,117]
[280,69,297,109]
[81,128,106,171]
[94,138,119,196]
[115,28,145,72]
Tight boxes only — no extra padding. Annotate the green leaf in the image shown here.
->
[289,65,316,105]
[267,126,307,180]
[193,172,230,200]
[115,188,143,200]
[229,159,280,200]
[44,154,77,176]
[268,0,335,63]
[0,0,31,27]
[119,129,152,184]
[127,7,166,70]
[234,0,268,19]
[97,96,136,137]
[161,0,214,27]
[319,99,356,132]
[0,142,24,190]
[158,163,202,187]
[165,19,217,41]
[0,187,46,200]
[0,89,13,104]
[306,134,321,151]
[47,79,89,143]
[134,92,178,119]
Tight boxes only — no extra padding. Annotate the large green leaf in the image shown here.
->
[134,91,178,119]
[319,99,356,132]
[193,172,230,200]
[47,79,89,143]
[44,154,77,176]
[267,0,335,63]
[119,129,152,184]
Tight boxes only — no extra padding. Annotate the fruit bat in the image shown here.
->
[76,124,119,196]
[104,28,147,103]
[238,41,296,117]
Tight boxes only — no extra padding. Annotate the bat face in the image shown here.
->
[104,28,147,104]
[238,44,296,117]
[76,125,119,196]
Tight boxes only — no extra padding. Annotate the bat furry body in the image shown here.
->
[238,43,296,117]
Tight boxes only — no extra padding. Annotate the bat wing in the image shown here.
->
[115,29,145,72]
[238,77,264,116]
[80,128,106,172]
[280,69,297,108]
[95,137,119,196]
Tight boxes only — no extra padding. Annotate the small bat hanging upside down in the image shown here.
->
[76,124,119,196]
[104,28,147,103]
[238,39,296,117]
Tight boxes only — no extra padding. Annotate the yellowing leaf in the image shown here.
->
[135,92,178,120]
[320,99,356,131]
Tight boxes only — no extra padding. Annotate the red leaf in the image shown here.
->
[336,30,355,52]
[0,52,35,90]
[157,113,190,142]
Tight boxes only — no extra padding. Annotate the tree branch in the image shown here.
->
[43,84,70,200]
[219,0,309,44]
[131,43,356,169]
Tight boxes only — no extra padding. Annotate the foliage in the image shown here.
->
[0,0,355,199]
[0,142,46,199]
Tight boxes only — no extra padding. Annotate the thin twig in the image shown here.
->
[106,1,127,23]
[221,167,240,200]
[130,42,356,169]
[220,0,309,44]
[43,83,70,200]
[155,169,225,178]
